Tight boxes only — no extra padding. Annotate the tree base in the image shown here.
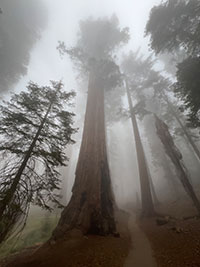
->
[51,194,117,240]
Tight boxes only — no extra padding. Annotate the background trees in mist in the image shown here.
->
[0,0,47,94]
[121,50,200,214]
[124,77,155,215]
[146,0,200,127]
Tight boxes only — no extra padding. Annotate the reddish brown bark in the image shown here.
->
[52,68,116,239]
[155,115,200,214]
[163,95,200,162]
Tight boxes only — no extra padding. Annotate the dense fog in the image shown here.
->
[1,1,200,266]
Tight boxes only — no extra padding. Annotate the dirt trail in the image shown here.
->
[124,212,157,267]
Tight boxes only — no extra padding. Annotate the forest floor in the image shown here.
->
[0,210,131,267]
[140,195,200,267]
[1,197,200,267]
[141,216,200,267]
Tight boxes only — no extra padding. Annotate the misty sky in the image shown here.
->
[14,0,161,93]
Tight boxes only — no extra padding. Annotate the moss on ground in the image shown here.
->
[0,207,60,259]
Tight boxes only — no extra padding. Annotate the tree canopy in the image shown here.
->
[58,15,129,91]
[146,0,200,127]
[174,57,200,127]
[146,0,200,56]
[77,15,129,60]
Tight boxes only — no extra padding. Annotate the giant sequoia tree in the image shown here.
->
[53,16,129,238]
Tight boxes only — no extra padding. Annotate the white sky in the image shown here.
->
[15,0,161,93]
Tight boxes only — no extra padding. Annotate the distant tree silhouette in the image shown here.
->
[0,0,47,94]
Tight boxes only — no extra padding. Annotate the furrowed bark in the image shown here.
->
[164,95,200,162]
[52,67,116,239]
[155,114,200,214]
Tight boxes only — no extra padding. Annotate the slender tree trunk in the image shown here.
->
[164,95,200,161]
[0,102,53,243]
[148,167,160,205]
[161,152,181,197]
[52,67,116,239]
[125,79,155,216]
[0,103,52,218]
[155,115,200,214]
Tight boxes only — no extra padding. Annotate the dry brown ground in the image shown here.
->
[1,234,129,267]
[141,217,200,267]
[140,195,200,267]
[3,198,200,267]
[0,210,131,267]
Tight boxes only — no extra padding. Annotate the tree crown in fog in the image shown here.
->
[77,15,129,60]
[58,15,129,69]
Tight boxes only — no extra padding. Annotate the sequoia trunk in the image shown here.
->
[52,68,116,239]
[125,79,155,216]
[164,95,200,162]
[155,115,200,214]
